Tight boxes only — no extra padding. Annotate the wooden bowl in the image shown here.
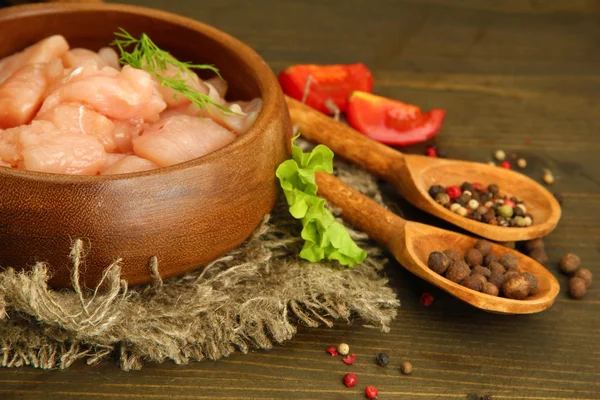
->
[0,3,292,288]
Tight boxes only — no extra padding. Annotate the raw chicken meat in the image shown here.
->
[19,121,106,175]
[132,115,236,167]
[0,60,64,129]
[101,155,158,175]
[205,76,228,98]
[153,63,208,108]
[0,127,22,166]
[98,47,121,70]
[40,65,167,121]
[0,35,69,84]
[179,95,263,134]
[112,119,145,153]
[36,103,117,152]
[102,152,128,171]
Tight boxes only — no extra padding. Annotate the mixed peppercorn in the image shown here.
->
[427,239,538,300]
[429,182,533,227]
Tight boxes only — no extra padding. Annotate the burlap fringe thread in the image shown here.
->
[0,161,400,371]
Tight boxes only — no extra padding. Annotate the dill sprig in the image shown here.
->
[111,28,233,114]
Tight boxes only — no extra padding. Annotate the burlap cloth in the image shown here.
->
[0,151,400,371]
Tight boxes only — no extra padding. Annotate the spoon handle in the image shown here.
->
[315,172,405,250]
[286,96,405,179]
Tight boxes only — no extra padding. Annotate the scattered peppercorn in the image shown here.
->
[445,260,471,283]
[472,266,492,279]
[499,253,519,269]
[494,149,506,161]
[502,274,530,300]
[517,158,527,168]
[473,240,492,256]
[543,169,554,185]
[337,343,350,356]
[401,361,413,375]
[482,282,499,296]
[568,277,587,299]
[443,249,461,263]
[343,373,357,388]
[529,248,549,264]
[375,352,389,367]
[420,292,434,306]
[466,393,479,400]
[483,254,499,267]
[365,385,379,399]
[572,268,592,288]
[342,353,356,365]
[326,346,338,356]
[462,275,485,292]
[465,248,483,267]
[500,161,511,169]
[559,253,580,274]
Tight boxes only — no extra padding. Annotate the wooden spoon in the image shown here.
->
[286,96,561,242]
[316,171,560,314]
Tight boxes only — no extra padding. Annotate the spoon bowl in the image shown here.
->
[287,96,561,242]
[315,172,560,314]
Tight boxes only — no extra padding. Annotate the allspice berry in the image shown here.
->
[473,240,492,256]
[521,272,539,295]
[443,249,461,263]
[529,248,549,264]
[471,266,491,279]
[500,253,519,269]
[504,270,520,282]
[489,273,506,289]
[445,260,471,283]
[483,253,499,267]
[524,238,545,253]
[488,261,506,275]
[559,253,580,274]
[502,274,531,300]
[461,275,485,292]
[482,282,499,296]
[428,251,450,274]
[572,268,592,288]
[568,277,587,299]
[464,248,483,267]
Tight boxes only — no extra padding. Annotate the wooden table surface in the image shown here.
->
[2,0,600,399]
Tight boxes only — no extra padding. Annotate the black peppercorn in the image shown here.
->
[568,277,587,299]
[476,206,488,216]
[473,240,492,256]
[461,275,485,292]
[461,182,474,192]
[464,248,483,267]
[471,212,482,222]
[488,261,505,275]
[513,207,525,217]
[471,265,491,279]
[482,282,499,296]
[428,185,446,198]
[499,253,519,269]
[489,273,506,288]
[572,268,592,288]
[502,274,531,300]
[488,184,499,194]
[559,253,580,274]
[482,210,496,223]
[428,251,450,274]
[458,193,471,204]
[523,238,545,253]
[521,272,538,295]
[529,248,549,264]
[455,198,467,207]
[443,249,461,263]
[376,352,389,367]
[445,260,471,283]
[483,254,499,267]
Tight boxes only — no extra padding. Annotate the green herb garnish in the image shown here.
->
[111,28,231,114]
[276,135,367,266]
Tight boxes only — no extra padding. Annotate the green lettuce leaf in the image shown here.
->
[276,134,367,266]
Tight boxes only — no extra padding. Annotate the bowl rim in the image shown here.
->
[0,2,281,183]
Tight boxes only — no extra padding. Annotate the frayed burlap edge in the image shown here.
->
[0,158,399,371]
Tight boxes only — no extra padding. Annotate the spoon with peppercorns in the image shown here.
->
[286,96,561,242]
[315,172,560,314]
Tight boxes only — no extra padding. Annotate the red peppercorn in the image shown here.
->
[326,346,338,356]
[342,353,357,365]
[426,147,437,157]
[343,373,357,388]
[503,199,515,208]
[420,292,434,306]
[365,386,378,399]
[500,161,511,169]
[445,186,461,200]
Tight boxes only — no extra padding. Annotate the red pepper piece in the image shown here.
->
[346,91,446,146]
[278,63,374,114]
[342,353,357,365]
[326,346,338,356]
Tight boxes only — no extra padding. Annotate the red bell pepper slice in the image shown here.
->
[346,91,446,146]
[278,63,374,114]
